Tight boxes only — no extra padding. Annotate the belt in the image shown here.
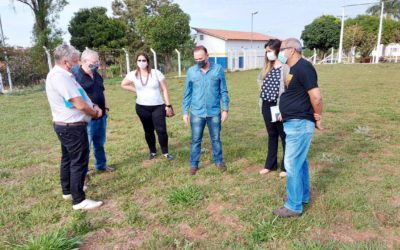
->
[53,121,87,126]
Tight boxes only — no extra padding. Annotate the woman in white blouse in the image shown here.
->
[121,52,174,160]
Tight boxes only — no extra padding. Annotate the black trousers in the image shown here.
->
[261,101,286,171]
[135,104,169,154]
[53,124,88,205]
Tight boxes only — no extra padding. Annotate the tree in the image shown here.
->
[345,15,400,59]
[11,0,67,84]
[366,0,400,20]
[136,3,191,72]
[68,7,128,51]
[301,15,341,58]
[111,0,171,51]
[12,0,67,48]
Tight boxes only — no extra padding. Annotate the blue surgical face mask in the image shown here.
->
[278,51,288,64]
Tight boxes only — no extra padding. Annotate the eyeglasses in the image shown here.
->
[279,47,293,52]
[137,59,147,62]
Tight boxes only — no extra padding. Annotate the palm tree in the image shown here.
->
[366,0,400,20]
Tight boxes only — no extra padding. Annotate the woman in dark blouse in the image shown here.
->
[257,39,289,177]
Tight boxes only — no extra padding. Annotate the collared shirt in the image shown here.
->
[72,65,106,117]
[182,62,229,117]
[46,65,93,123]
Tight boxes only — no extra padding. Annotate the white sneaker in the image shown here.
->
[62,194,72,200]
[279,172,287,177]
[72,199,103,210]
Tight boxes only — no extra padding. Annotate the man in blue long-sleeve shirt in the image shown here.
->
[182,45,230,176]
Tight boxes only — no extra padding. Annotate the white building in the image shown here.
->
[193,27,275,70]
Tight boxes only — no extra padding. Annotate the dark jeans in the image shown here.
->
[135,104,169,154]
[262,101,286,171]
[54,124,88,205]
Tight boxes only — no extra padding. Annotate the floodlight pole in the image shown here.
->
[251,11,258,49]
[338,7,345,63]
[375,1,384,64]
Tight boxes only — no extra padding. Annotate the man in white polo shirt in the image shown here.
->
[46,44,103,210]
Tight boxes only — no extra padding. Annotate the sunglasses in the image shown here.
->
[137,59,147,62]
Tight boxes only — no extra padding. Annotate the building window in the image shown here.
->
[199,35,204,40]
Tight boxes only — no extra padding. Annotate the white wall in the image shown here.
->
[195,33,226,54]
[226,40,266,50]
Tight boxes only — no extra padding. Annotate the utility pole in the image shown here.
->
[0,14,13,91]
[251,11,258,49]
[375,1,384,64]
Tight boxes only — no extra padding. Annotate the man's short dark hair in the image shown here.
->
[193,45,208,54]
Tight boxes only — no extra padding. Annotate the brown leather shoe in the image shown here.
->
[189,167,198,176]
[273,207,302,218]
[216,163,227,172]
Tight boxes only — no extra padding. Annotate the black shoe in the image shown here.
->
[148,153,156,160]
[163,153,173,161]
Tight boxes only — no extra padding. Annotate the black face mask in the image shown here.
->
[89,64,99,72]
[197,60,206,68]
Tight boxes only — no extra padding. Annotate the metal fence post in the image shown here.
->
[122,48,130,73]
[43,46,52,72]
[150,48,157,70]
[174,49,181,77]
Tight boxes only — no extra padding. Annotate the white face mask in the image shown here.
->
[137,61,148,70]
[266,51,277,61]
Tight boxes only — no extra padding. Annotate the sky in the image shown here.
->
[0,0,374,48]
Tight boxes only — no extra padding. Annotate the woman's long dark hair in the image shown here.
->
[262,39,281,79]
[135,52,151,78]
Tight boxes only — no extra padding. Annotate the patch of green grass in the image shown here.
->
[10,230,81,250]
[290,239,387,250]
[168,184,205,205]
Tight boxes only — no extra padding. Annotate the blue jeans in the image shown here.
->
[283,119,314,213]
[190,114,223,168]
[87,114,107,170]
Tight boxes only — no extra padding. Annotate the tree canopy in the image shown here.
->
[366,0,400,20]
[111,0,171,51]
[12,0,68,49]
[301,15,341,57]
[344,15,400,57]
[136,3,191,71]
[68,7,128,51]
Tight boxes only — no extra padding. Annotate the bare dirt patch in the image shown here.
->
[80,227,150,250]
[178,223,208,241]
[364,175,383,182]
[310,225,378,243]
[244,164,263,174]
[205,201,244,231]
[391,196,400,207]
[102,199,125,224]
